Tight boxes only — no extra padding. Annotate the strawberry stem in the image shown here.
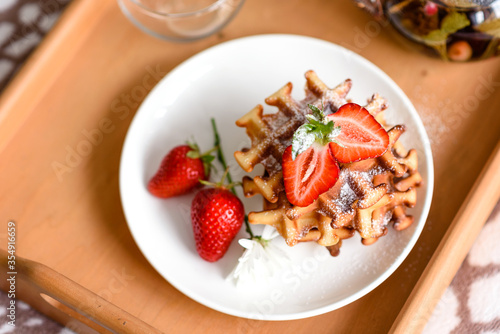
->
[211,118,233,186]
[211,118,254,239]
[201,146,219,156]
[219,167,230,186]
[199,179,218,187]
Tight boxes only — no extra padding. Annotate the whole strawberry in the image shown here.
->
[191,186,244,262]
[148,143,214,198]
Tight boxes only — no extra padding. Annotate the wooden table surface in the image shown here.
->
[0,0,499,332]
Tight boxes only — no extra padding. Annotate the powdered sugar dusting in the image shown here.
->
[351,170,373,184]
[368,164,386,177]
[335,181,357,211]
[418,104,449,147]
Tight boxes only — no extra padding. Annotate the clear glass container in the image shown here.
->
[354,0,500,61]
[118,0,245,42]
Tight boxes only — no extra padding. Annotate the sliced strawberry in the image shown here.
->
[326,103,389,163]
[282,144,340,207]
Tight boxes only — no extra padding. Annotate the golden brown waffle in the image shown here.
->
[234,71,422,255]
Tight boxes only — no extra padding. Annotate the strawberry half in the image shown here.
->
[326,103,389,163]
[147,144,214,198]
[282,144,339,207]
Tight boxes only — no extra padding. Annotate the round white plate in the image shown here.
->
[119,34,434,320]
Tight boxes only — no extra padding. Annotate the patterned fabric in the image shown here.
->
[0,0,69,91]
[424,202,500,333]
[0,1,499,333]
[0,293,70,333]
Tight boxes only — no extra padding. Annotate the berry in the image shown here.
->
[447,40,472,62]
[423,2,438,16]
[147,144,212,198]
[191,187,244,262]
[282,144,340,207]
[326,103,389,163]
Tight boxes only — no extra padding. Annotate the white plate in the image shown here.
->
[119,34,434,320]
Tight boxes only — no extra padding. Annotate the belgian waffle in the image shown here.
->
[234,71,422,255]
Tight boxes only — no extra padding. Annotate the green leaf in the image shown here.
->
[187,141,199,152]
[308,104,322,113]
[186,150,200,159]
[308,118,323,128]
[441,12,470,34]
[422,12,470,46]
[291,103,344,159]
[307,104,324,120]
[317,121,334,140]
[201,155,215,163]
[306,114,319,123]
[477,18,500,38]
[423,30,448,45]
[324,120,334,133]
[302,124,315,131]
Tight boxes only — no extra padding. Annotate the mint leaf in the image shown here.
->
[441,12,470,34]
[291,103,343,159]
[308,104,324,121]
[321,121,334,137]
[302,124,315,132]
[308,104,322,114]
[308,118,324,128]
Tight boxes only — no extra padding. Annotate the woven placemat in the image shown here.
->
[0,0,69,92]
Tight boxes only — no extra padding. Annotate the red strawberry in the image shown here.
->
[282,144,340,207]
[326,103,389,163]
[191,187,244,262]
[148,144,213,198]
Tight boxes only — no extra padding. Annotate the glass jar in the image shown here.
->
[117,0,245,42]
[354,0,500,61]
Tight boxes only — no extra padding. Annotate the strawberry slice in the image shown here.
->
[282,144,340,207]
[326,103,389,163]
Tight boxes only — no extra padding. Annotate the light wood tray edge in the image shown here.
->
[0,0,107,154]
[390,139,500,333]
[1,0,499,330]
[0,249,162,334]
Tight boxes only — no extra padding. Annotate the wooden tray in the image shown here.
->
[1,0,500,332]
